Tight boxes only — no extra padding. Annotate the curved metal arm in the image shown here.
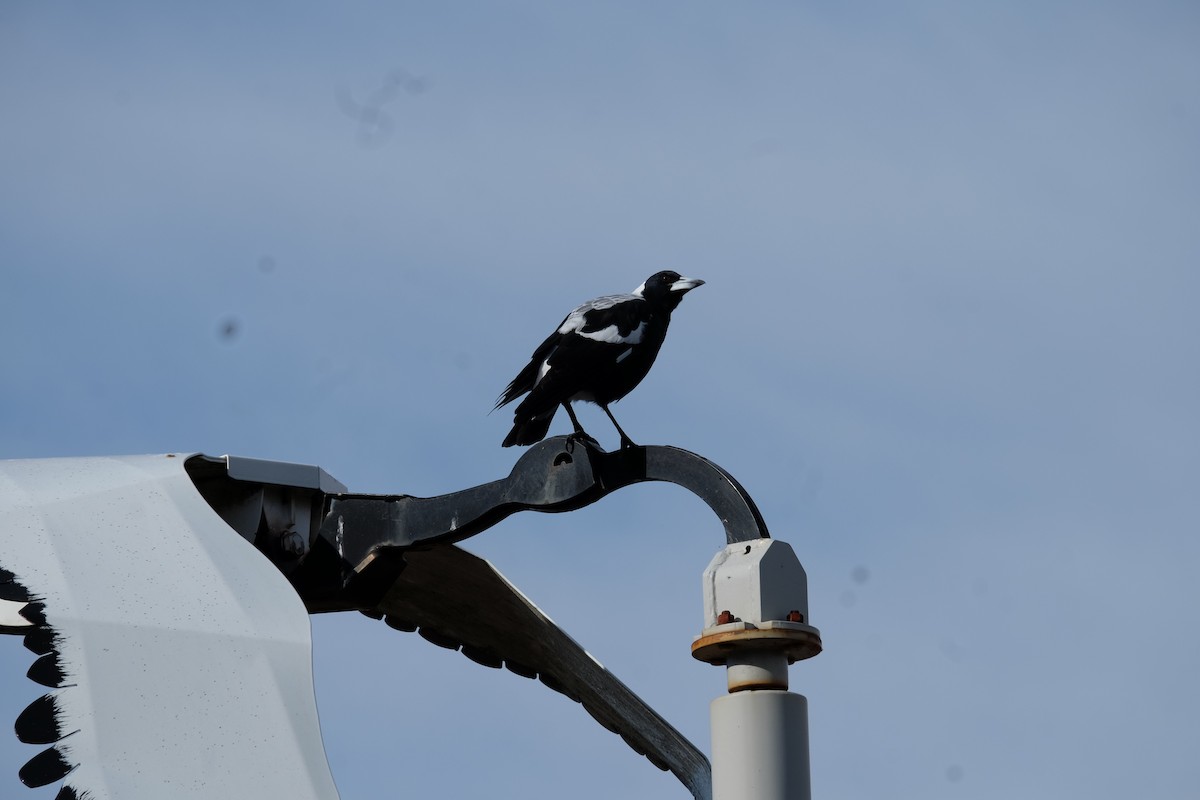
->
[593,444,771,544]
[317,437,769,577]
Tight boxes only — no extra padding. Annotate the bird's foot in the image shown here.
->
[565,431,602,451]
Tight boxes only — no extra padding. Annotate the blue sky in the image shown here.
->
[2,1,1198,797]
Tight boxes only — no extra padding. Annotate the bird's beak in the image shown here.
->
[670,276,704,293]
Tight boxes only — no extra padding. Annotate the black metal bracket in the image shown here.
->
[188,438,769,611]
[315,436,767,583]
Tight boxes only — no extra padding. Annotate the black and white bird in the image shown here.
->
[495,270,704,448]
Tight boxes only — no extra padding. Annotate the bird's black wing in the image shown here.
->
[494,327,563,410]
[495,294,648,409]
[558,294,648,343]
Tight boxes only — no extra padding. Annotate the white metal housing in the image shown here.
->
[0,454,339,799]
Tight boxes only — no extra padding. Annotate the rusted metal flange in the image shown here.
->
[691,620,823,666]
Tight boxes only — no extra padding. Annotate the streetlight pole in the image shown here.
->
[692,539,822,800]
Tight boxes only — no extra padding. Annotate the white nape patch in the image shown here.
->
[632,281,647,296]
[616,347,634,363]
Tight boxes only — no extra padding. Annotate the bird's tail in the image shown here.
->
[494,360,540,411]
[502,412,554,447]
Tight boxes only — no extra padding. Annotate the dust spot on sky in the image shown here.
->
[218,316,240,342]
[337,67,430,148]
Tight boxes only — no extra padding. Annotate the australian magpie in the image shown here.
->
[495,270,704,448]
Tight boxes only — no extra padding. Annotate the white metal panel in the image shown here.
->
[0,454,339,799]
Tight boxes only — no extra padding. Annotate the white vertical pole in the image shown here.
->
[692,540,821,800]
[711,689,810,800]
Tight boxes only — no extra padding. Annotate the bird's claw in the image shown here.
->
[565,431,602,452]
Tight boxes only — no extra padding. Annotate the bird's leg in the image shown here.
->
[600,404,637,449]
[562,402,586,435]
[562,402,599,447]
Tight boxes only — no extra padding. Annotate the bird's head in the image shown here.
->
[634,270,705,312]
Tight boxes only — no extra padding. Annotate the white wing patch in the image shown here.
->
[535,357,553,386]
[558,295,635,334]
[576,319,646,345]
[559,307,647,345]
[557,310,587,335]
[556,294,647,344]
